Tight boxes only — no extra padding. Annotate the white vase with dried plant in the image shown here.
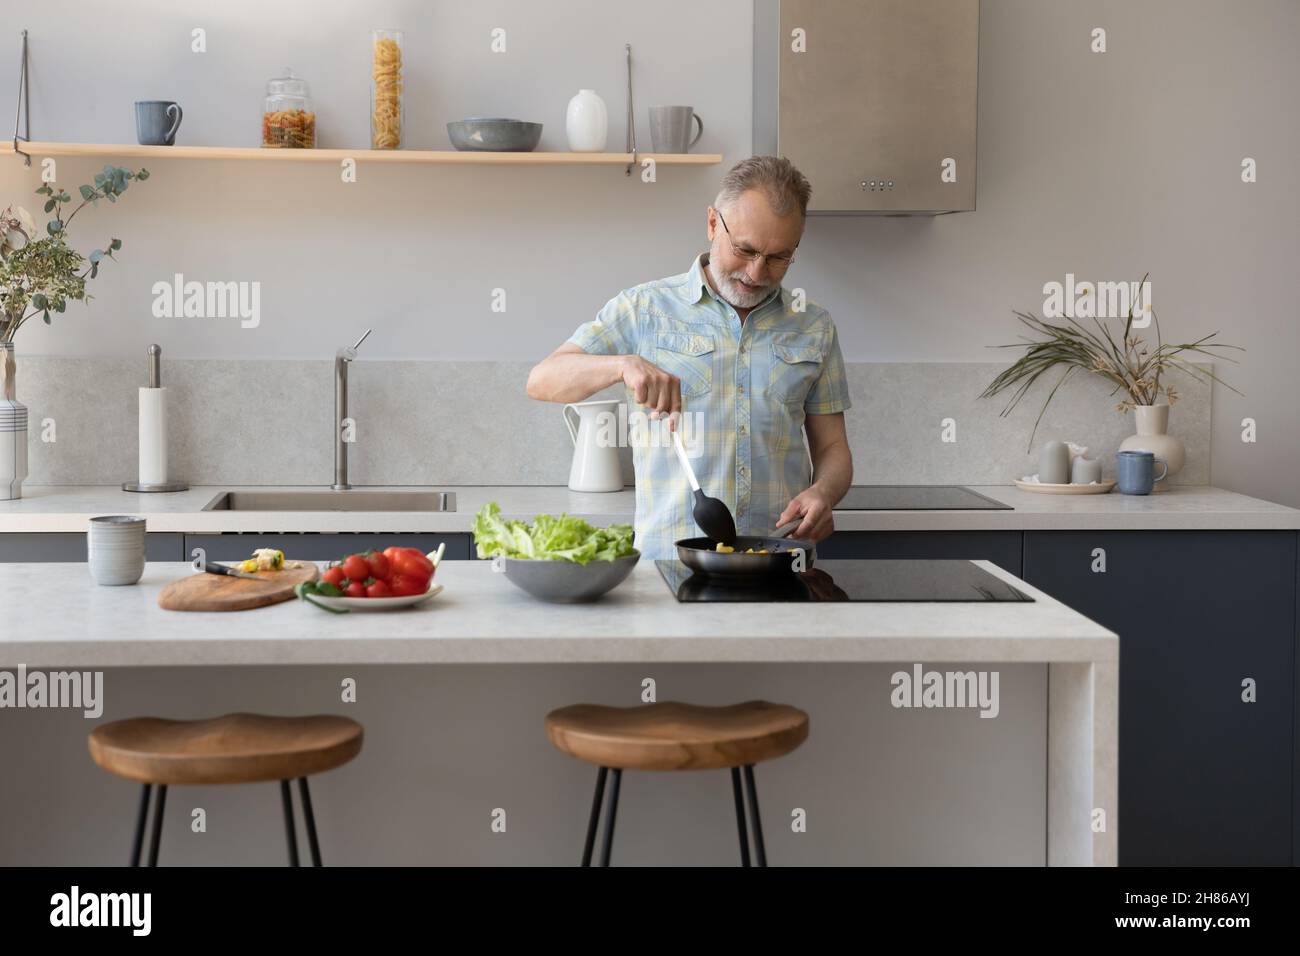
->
[981,275,1244,485]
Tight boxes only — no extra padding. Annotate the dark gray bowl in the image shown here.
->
[447,118,543,152]
[501,552,640,602]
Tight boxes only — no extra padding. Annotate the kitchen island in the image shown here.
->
[0,558,1116,866]
[2,483,1294,867]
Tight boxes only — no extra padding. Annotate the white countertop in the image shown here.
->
[0,560,1116,667]
[1,483,1297,533]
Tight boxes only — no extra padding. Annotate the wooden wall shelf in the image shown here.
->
[5,141,722,166]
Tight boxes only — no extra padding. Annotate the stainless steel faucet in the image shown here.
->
[332,329,372,490]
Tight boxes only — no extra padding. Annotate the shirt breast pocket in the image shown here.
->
[768,342,823,405]
[654,332,715,399]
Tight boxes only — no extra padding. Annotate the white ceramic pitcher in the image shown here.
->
[563,399,624,492]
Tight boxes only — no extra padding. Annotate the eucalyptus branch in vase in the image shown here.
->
[0,165,150,344]
[980,274,1244,451]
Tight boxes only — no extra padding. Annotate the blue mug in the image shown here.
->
[135,100,182,146]
[1116,450,1168,495]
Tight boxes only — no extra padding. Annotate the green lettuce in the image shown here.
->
[472,502,636,564]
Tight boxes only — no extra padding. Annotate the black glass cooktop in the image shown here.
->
[656,559,1034,603]
[832,485,1012,511]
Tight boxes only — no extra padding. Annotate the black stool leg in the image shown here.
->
[297,777,322,867]
[599,768,622,867]
[281,779,299,867]
[147,784,167,867]
[731,768,752,866]
[581,767,609,867]
[130,783,152,867]
[742,764,767,867]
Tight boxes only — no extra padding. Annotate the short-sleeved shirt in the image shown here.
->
[567,253,851,561]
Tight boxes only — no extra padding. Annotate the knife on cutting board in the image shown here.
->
[202,561,274,583]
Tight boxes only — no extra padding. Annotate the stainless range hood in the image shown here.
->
[753,0,980,215]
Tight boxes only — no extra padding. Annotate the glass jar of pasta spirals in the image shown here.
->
[263,68,315,148]
[370,30,404,149]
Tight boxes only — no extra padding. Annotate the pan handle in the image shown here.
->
[773,519,802,538]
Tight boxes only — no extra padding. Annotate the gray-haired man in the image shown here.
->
[527,156,853,560]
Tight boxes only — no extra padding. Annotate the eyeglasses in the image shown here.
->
[713,208,797,270]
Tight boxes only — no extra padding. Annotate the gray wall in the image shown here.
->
[1,0,1295,504]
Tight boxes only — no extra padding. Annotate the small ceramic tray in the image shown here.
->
[1014,478,1116,495]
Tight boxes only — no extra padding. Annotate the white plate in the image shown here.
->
[307,583,444,612]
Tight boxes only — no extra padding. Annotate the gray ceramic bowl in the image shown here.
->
[500,552,640,602]
[447,118,543,152]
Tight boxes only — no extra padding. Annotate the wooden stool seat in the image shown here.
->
[545,699,809,772]
[88,712,363,786]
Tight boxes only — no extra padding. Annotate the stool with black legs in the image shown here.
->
[87,712,363,866]
[545,700,809,866]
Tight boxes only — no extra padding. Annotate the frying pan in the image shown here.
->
[675,521,815,577]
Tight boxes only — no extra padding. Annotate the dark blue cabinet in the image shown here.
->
[0,532,184,562]
[0,531,473,562]
[818,530,1022,576]
[1024,530,1297,866]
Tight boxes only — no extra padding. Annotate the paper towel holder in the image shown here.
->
[122,479,190,492]
[123,344,189,493]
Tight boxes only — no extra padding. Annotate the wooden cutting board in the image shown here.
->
[158,560,320,611]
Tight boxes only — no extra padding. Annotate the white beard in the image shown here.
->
[708,262,777,309]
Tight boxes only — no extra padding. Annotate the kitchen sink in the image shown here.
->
[202,491,457,512]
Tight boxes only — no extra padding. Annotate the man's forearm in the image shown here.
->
[526,351,627,403]
[810,439,853,504]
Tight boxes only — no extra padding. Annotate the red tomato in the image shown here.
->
[382,546,404,563]
[365,551,391,581]
[342,554,370,581]
[365,579,392,598]
[390,548,434,579]
[388,573,429,597]
[322,565,346,588]
[345,579,368,598]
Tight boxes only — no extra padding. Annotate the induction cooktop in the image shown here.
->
[656,559,1034,603]
[832,485,1012,511]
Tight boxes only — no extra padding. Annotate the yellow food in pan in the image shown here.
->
[713,543,776,554]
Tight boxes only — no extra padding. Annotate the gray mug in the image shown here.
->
[1116,450,1168,495]
[87,514,146,585]
[135,100,183,146]
[649,105,703,153]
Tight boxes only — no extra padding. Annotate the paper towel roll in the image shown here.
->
[138,387,168,485]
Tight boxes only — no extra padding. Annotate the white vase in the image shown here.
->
[1119,403,1185,492]
[566,89,608,152]
[1,342,28,501]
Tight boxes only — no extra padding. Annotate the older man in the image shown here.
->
[526,155,853,560]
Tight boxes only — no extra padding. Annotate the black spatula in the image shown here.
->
[672,430,737,546]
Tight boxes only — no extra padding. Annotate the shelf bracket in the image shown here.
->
[11,29,31,165]
[624,42,637,176]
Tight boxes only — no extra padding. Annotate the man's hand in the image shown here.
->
[620,355,683,430]
[777,486,836,542]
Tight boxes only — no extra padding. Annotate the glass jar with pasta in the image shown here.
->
[370,30,403,149]
[263,68,316,148]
